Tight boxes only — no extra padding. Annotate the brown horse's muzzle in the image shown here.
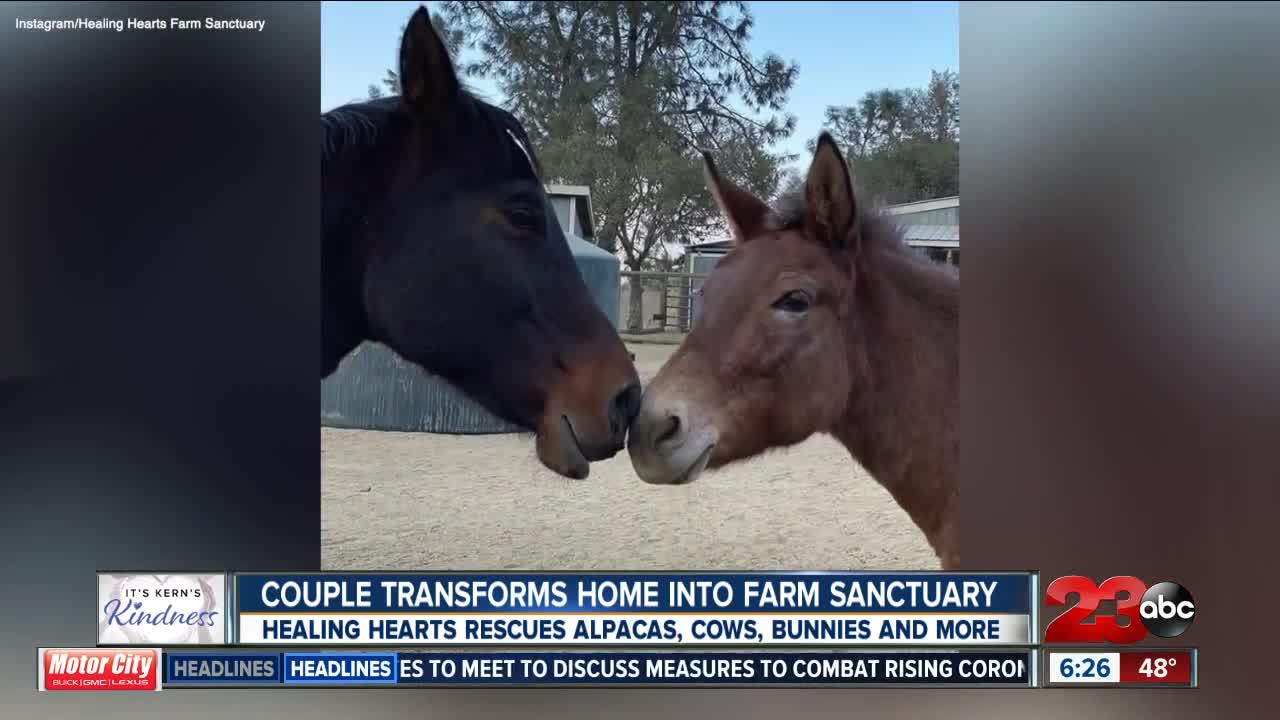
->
[627,379,720,486]
[535,347,640,479]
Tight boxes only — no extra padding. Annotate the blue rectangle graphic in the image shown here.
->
[282,652,398,685]
[236,573,1032,614]
[165,653,281,684]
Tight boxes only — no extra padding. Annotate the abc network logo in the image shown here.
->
[1045,576,1196,643]
[1139,581,1196,637]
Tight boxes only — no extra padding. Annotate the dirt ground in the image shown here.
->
[321,343,937,571]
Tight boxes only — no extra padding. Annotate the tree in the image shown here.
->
[438,1,798,330]
[814,70,959,206]
[380,69,399,97]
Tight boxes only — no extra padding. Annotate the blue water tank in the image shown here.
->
[320,232,620,434]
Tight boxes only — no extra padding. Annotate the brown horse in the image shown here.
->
[627,133,959,569]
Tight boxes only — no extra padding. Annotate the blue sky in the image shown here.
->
[321,1,958,172]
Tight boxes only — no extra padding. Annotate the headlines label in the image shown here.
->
[282,653,398,685]
[166,653,281,685]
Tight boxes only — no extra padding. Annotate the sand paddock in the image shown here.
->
[321,343,937,571]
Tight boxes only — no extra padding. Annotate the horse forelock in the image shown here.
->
[767,189,900,252]
[321,96,401,165]
[484,102,543,179]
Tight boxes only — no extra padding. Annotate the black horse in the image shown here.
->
[321,8,639,479]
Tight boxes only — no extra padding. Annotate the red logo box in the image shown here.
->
[1044,576,1196,644]
[38,648,162,691]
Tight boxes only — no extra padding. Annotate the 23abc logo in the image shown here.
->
[1044,576,1196,643]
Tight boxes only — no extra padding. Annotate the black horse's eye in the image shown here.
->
[507,207,541,232]
[772,290,812,314]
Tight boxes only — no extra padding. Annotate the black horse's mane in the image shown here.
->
[320,94,542,178]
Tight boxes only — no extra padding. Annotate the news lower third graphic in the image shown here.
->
[34,571,1200,690]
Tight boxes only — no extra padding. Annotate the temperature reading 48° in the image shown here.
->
[1139,656,1176,679]
[1120,651,1195,685]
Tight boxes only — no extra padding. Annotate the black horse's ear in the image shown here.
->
[399,7,460,116]
[701,149,773,244]
[804,132,858,250]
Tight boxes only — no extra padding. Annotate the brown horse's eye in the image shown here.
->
[773,290,812,314]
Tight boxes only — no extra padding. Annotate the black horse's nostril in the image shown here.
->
[609,381,643,437]
[655,413,681,447]
[623,382,643,421]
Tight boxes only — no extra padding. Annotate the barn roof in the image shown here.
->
[882,195,960,215]
[900,223,959,247]
[687,195,961,254]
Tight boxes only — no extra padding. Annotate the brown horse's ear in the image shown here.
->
[399,7,461,116]
[701,150,773,244]
[804,132,858,249]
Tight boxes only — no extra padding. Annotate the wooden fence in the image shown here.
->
[619,271,708,334]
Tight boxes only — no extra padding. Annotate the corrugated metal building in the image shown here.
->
[883,195,960,266]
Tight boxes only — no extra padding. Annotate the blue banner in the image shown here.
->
[235,572,1032,614]
[395,651,1033,687]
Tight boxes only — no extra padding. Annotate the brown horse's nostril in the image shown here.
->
[609,381,643,444]
[655,413,681,447]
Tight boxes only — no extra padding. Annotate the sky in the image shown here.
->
[320,1,959,174]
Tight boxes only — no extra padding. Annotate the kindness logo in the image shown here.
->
[97,574,227,645]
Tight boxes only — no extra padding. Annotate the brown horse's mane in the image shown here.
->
[768,190,959,321]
